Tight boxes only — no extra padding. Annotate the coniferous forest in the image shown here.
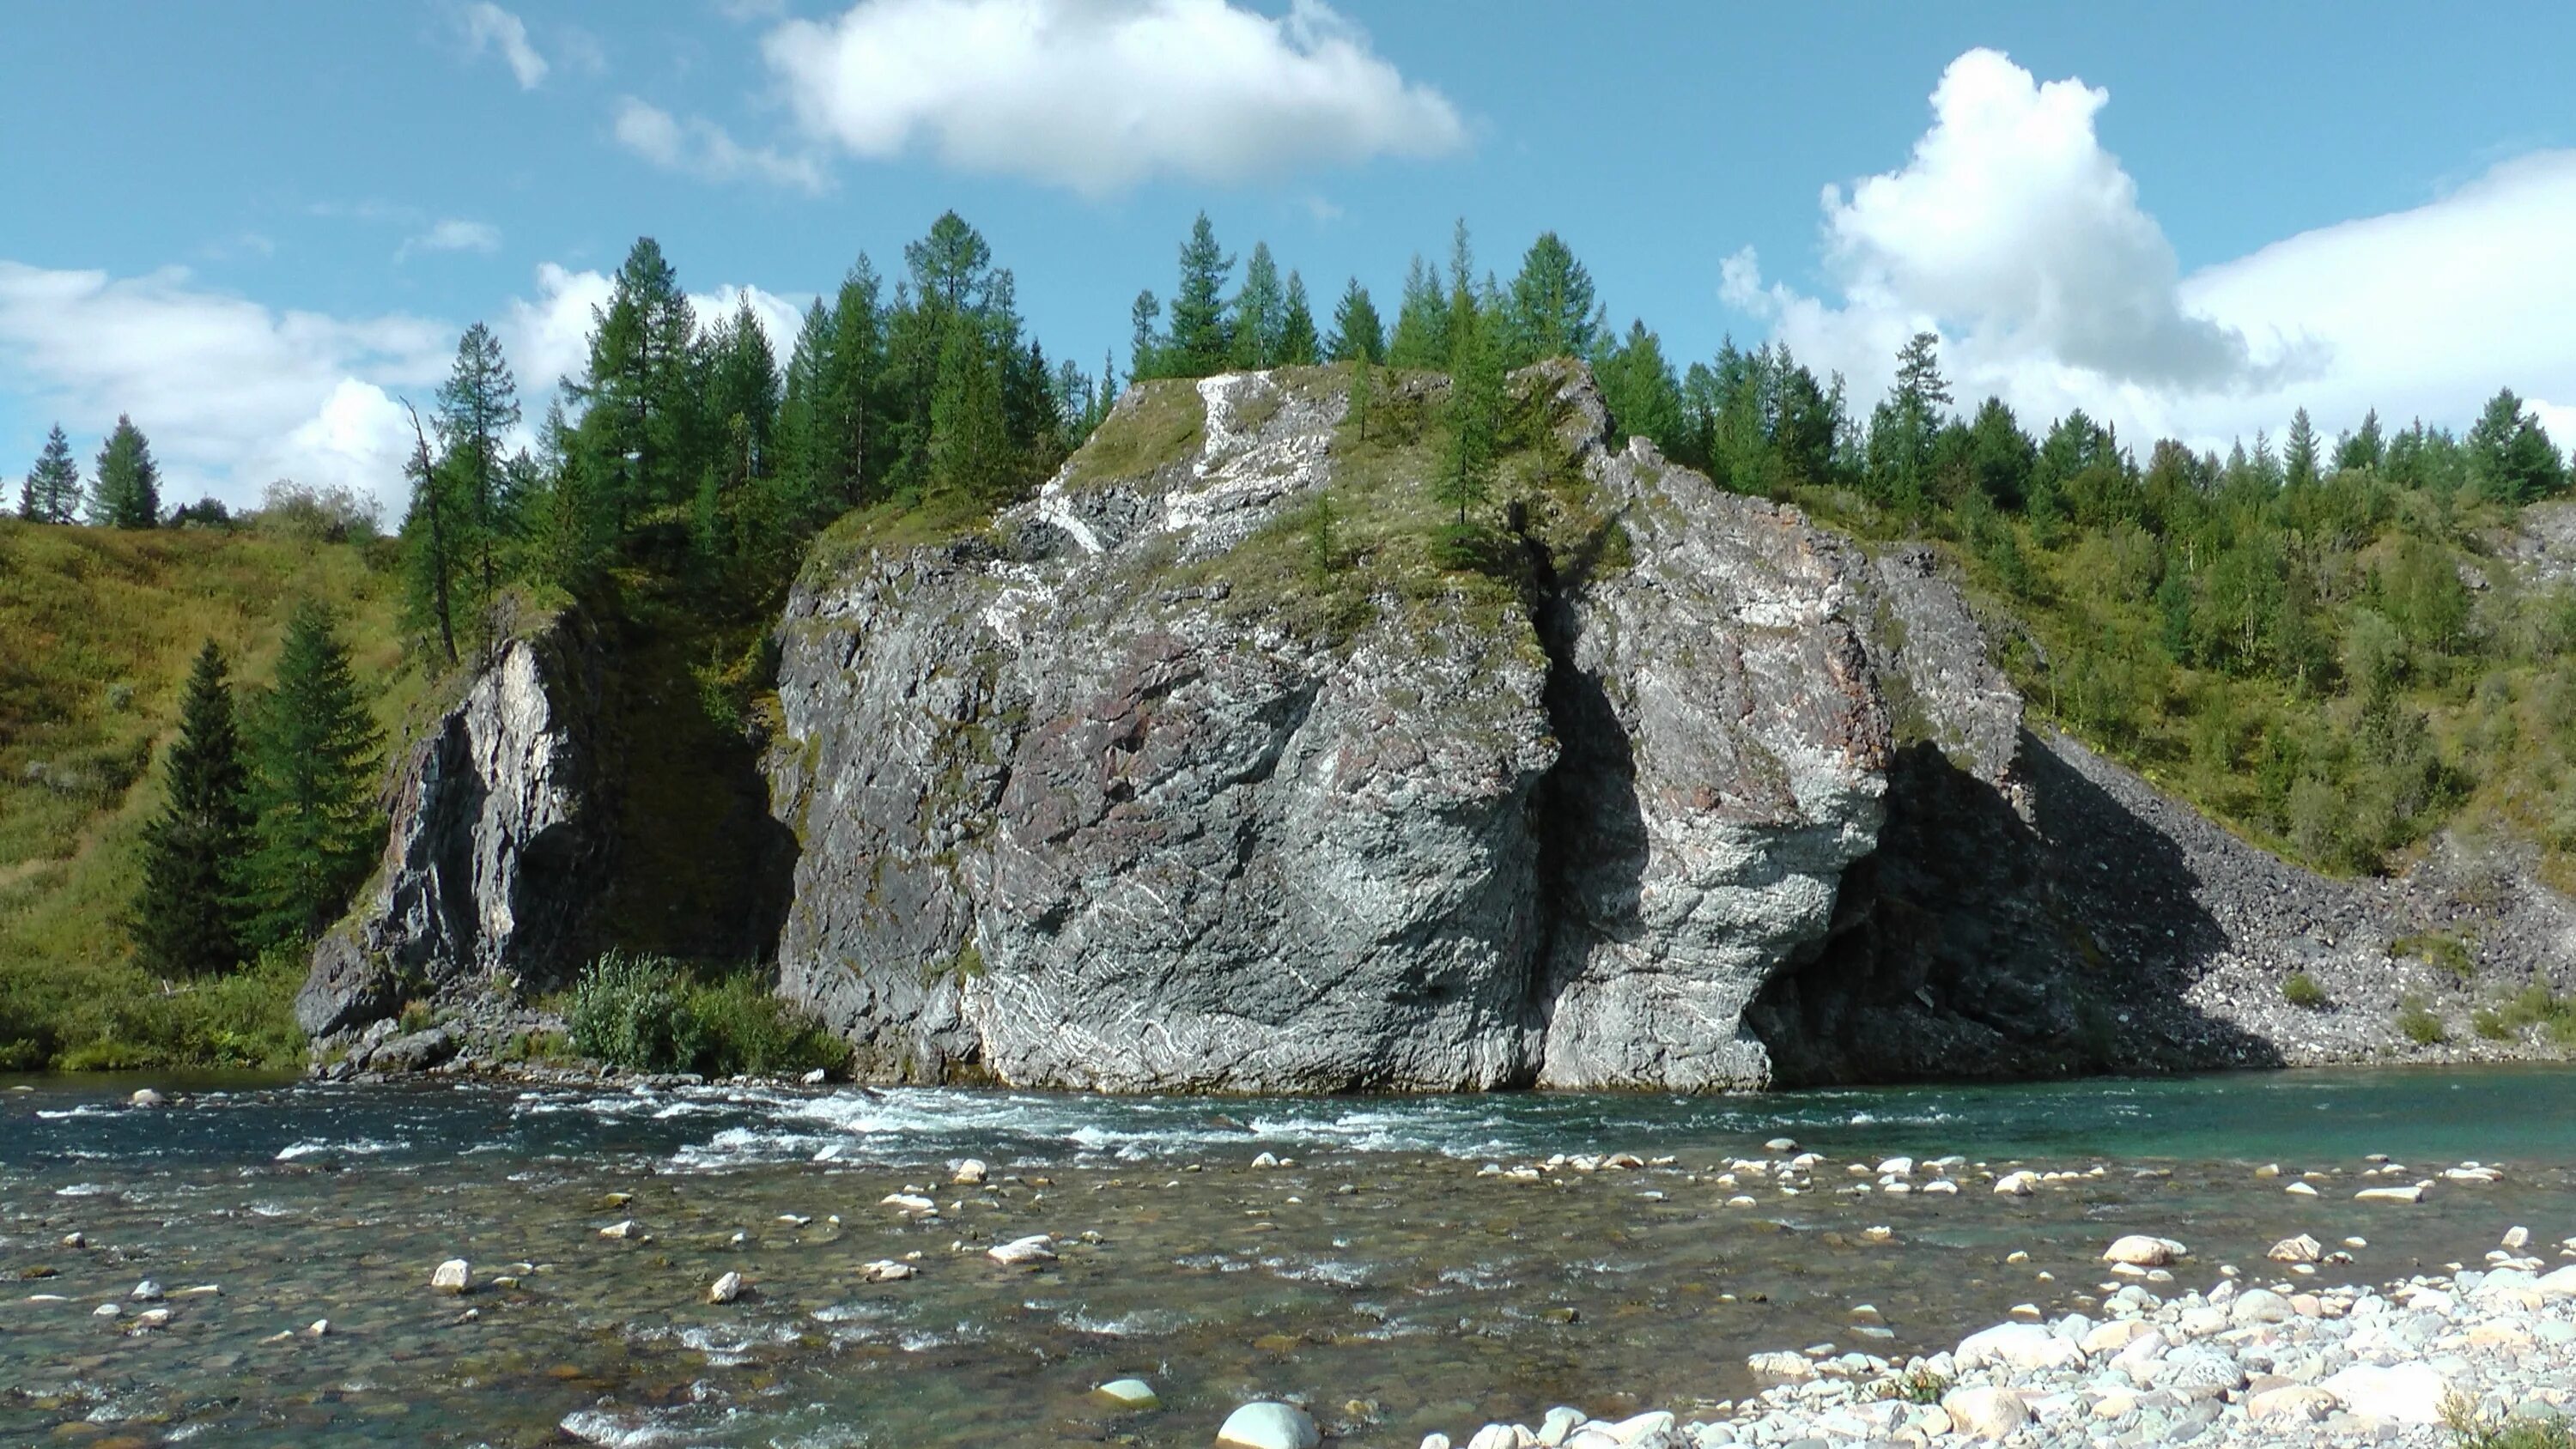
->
[10,208,2576,1039]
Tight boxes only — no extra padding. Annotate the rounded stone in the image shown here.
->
[1215,1401,1320,1449]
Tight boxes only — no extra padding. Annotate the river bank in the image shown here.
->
[5,1070,2575,1446]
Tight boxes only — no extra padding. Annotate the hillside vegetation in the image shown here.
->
[0,518,418,1069]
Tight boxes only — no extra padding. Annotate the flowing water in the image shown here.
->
[5,1066,2575,1446]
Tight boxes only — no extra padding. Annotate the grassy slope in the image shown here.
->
[0,518,422,1069]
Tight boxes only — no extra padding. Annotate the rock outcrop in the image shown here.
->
[765,362,2084,1089]
[296,609,612,1044]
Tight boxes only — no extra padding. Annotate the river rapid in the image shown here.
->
[4,1067,2573,1447]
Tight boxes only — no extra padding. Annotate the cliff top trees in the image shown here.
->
[90,415,161,528]
[131,640,252,977]
[576,237,700,527]
[1505,230,1601,366]
[1165,212,1234,376]
[18,424,82,524]
[434,322,521,596]
[2467,386,2567,505]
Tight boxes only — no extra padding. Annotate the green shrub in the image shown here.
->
[2281,972,2330,1009]
[1884,1367,1951,1404]
[567,950,848,1077]
[2397,995,2448,1046]
[2445,1395,2576,1449]
[2470,983,2576,1046]
[2393,931,2476,980]
[568,951,706,1072]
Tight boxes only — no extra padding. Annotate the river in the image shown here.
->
[5,1066,2572,1446]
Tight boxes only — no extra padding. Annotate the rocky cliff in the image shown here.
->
[297,607,614,1050]
[763,361,2194,1090]
[311,363,2576,1087]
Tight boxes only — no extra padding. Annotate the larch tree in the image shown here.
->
[433,322,521,600]
[398,401,463,663]
[242,599,384,949]
[1435,305,1504,531]
[89,415,161,528]
[131,640,253,977]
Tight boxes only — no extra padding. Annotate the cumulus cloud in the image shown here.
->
[763,0,1467,196]
[1728,48,2576,452]
[613,98,830,193]
[460,2,549,89]
[397,218,504,262]
[0,262,449,513]
[0,258,806,516]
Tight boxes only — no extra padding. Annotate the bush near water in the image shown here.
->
[566,951,848,1078]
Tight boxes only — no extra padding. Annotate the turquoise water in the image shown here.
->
[3,1066,2571,1446]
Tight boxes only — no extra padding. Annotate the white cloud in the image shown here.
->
[397,218,504,262]
[0,262,449,514]
[460,2,550,88]
[612,97,830,193]
[763,0,1467,197]
[1728,48,2576,452]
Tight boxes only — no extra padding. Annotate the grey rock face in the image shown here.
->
[771,372,1554,1089]
[296,611,611,1041]
[767,363,1996,1090]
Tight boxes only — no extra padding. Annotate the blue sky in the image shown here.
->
[5,1,2574,511]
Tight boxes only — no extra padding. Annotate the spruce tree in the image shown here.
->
[2284,407,2320,490]
[90,415,161,528]
[1230,241,1285,369]
[244,599,384,948]
[1506,231,1601,365]
[1327,279,1383,364]
[574,238,700,529]
[1128,291,1164,380]
[1166,213,1234,376]
[21,424,82,522]
[518,399,609,595]
[927,315,1007,505]
[1385,255,1449,369]
[1279,272,1320,367]
[131,640,252,977]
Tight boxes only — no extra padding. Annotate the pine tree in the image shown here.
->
[1326,279,1383,363]
[131,640,252,976]
[243,600,384,948]
[1167,213,1235,376]
[2284,407,2320,490]
[1506,231,1601,365]
[434,322,521,600]
[89,415,161,528]
[1278,272,1320,367]
[2335,409,2386,474]
[1230,241,1285,369]
[20,423,82,523]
